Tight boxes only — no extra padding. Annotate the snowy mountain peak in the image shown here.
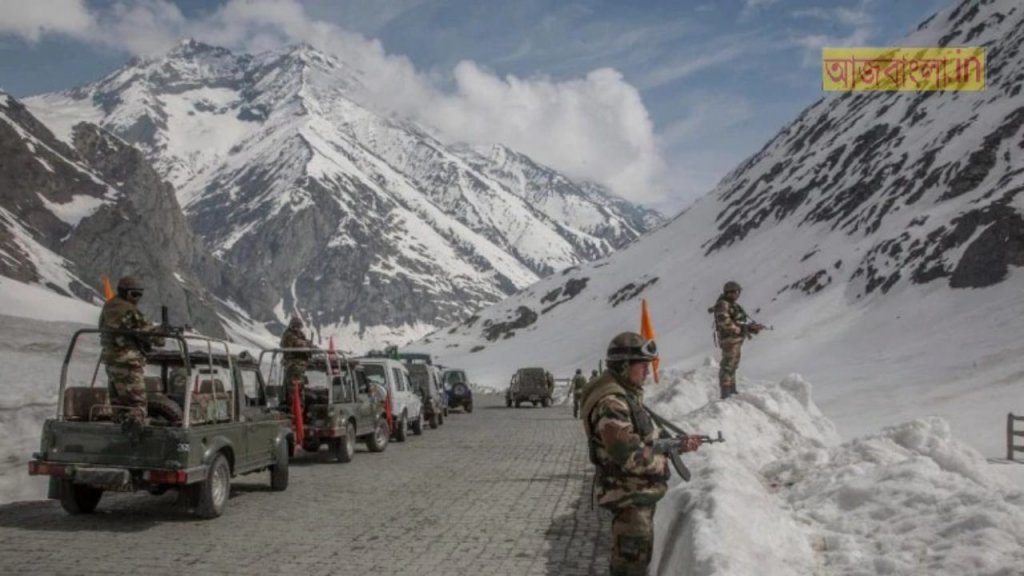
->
[24,41,662,350]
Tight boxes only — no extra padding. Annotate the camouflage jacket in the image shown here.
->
[98,296,164,362]
[714,296,749,344]
[280,328,312,364]
[580,370,668,509]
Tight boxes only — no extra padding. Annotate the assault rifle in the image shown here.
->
[740,319,772,339]
[644,404,725,482]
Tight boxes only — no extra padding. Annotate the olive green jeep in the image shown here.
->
[261,348,390,461]
[28,329,293,519]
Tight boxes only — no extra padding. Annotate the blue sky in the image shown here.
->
[0,0,950,212]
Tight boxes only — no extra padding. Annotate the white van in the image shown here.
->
[357,358,424,441]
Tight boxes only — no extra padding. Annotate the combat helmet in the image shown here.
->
[606,331,657,363]
[117,276,144,293]
[723,280,742,293]
[288,315,303,329]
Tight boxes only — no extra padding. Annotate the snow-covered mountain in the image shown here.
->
[415,0,1024,457]
[0,90,235,336]
[24,41,662,348]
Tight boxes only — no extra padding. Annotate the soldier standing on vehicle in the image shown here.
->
[280,316,313,406]
[571,369,588,418]
[99,276,165,437]
[712,281,763,399]
[580,332,702,576]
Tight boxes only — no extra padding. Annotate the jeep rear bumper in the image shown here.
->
[29,460,208,490]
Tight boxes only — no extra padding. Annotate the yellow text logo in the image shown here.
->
[822,47,985,91]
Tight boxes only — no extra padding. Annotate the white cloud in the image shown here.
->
[0,0,669,204]
[0,0,94,42]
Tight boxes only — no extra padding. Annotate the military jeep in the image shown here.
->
[28,330,293,519]
[261,348,390,460]
[407,363,446,429]
[506,367,554,408]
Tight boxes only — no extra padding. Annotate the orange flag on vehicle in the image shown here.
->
[641,298,660,383]
[102,275,114,301]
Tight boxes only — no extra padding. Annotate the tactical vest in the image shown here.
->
[580,372,655,472]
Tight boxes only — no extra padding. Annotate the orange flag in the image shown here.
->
[102,275,114,301]
[641,298,660,383]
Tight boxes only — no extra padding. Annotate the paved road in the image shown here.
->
[0,394,609,576]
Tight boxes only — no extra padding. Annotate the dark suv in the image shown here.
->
[407,363,447,428]
[441,368,474,413]
[507,367,553,408]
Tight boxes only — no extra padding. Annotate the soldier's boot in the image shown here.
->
[720,385,737,400]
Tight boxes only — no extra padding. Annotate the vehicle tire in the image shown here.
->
[542,397,551,408]
[59,480,102,515]
[333,422,356,463]
[270,442,289,491]
[148,393,183,424]
[505,396,512,408]
[194,453,231,519]
[366,418,389,453]
[515,400,521,408]
[395,413,408,442]
[412,412,424,435]
[532,401,539,407]
[302,440,320,454]
[465,401,473,413]
[429,412,439,429]
[443,407,449,417]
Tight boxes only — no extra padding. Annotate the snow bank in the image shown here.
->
[649,362,1024,576]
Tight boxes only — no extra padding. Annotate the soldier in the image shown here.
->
[571,368,588,418]
[280,316,313,407]
[580,332,702,576]
[99,276,165,438]
[712,281,763,399]
[590,369,599,382]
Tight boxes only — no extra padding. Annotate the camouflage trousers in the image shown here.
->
[282,362,308,406]
[105,360,146,421]
[719,340,743,398]
[609,505,656,576]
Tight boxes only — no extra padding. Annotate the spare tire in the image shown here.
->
[148,393,183,424]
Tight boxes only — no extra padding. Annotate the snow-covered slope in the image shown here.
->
[415,0,1024,457]
[647,364,1024,576]
[26,41,663,349]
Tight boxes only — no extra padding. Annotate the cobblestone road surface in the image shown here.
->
[0,394,610,576]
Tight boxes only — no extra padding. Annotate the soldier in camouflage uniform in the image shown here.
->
[280,316,313,407]
[571,369,588,418]
[713,281,763,399]
[580,332,702,576]
[99,276,165,436]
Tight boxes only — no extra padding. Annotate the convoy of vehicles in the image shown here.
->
[27,327,534,520]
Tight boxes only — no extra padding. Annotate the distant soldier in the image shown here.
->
[571,369,588,418]
[712,281,764,399]
[99,276,164,438]
[580,332,702,576]
[590,369,599,382]
[280,316,313,406]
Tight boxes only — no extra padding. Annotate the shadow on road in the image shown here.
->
[0,479,273,532]
[543,468,610,576]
